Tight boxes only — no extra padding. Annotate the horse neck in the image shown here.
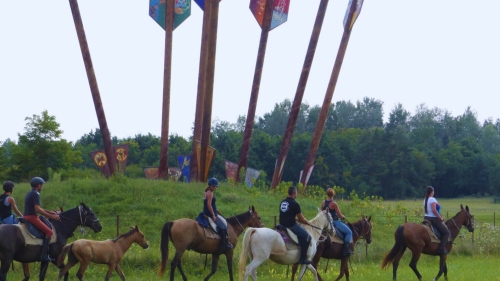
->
[227,212,251,237]
[53,207,81,239]
[445,212,465,241]
[308,215,326,242]
[349,221,362,244]
[115,233,137,251]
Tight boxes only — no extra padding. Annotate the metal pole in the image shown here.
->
[69,0,118,177]
[190,3,213,182]
[116,215,119,237]
[236,0,274,184]
[199,0,220,182]
[300,0,359,190]
[159,0,175,180]
[270,0,330,189]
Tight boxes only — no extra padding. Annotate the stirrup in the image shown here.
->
[297,259,312,265]
[40,256,55,263]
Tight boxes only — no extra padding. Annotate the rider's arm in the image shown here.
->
[330,201,345,220]
[34,205,59,220]
[206,192,216,221]
[296,213,309,225]
[320,200,325,210]
[430,203,443,221]
[7,197,23,217]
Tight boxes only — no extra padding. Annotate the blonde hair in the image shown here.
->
[326,188,336,197]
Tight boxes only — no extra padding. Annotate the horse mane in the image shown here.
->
[309,211,326,226]
[445,210,465,224]
[112,228,137,242]
[226,211,251,226]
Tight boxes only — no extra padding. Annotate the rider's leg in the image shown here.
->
[333,220,353,256]
[290,224,312,264]
[215,216,232,253]
[430,217,450,254]
[23,215,54,262]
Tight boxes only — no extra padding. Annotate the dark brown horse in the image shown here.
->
[291,216,373,281]
[0,203,102,281]
[159,206,264,281]
[382,205,474,281]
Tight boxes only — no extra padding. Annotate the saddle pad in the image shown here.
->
[203,227,220,239]
[207,215,227,233]
[420,221,450,244]
[329,232,346,244]
[14,224,57,246]
[284,228,299,245]
[277,230,300,251]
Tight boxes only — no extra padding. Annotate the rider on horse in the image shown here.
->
[23,177,60,262]
[0,181,23,224]
[321,188,353,257]
[203,178,233,253]
[279,186,312,265]
[424,186,450,255]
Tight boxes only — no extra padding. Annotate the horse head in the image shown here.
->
[460,204,474,232]
[131,225,149,249]
[312,209,333,234]
[248,206,265,228]
[361,215,373,244]
[79,202,102,232]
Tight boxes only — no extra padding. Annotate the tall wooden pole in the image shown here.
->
[190,2,213,182]
[199,0,220,182]
[236,0,275,184]
[301,0,360,190]
[270,0,330,189]
[69,0,118,177]
[159,0,175,180]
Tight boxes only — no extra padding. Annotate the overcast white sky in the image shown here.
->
[1,1,499,143]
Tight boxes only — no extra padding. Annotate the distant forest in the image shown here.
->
[2,97,500,199]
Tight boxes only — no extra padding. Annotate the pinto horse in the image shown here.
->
[0,203,102,281]
[159,206,264,281]
[238,210,333,281]
[382,204,474,281]
[291,216,372,281]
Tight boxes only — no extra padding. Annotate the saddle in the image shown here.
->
[420,220,450,243]
[275,225,299,245]
[18,216,52,239]
[205,215,227,233]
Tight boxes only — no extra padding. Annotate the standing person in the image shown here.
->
[23,177,60,262]
[424,186,450,255]
[279,186,312,264]
[321,188,353,257]
[202,178,232,253]
[0,181,23,224]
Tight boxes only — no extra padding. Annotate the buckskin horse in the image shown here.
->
[0,203,102,281]
[159,206,264,281]
[382,205,474,281]
[238,210,333,281]
[291,215,373,281]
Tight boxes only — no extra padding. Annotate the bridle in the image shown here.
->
[346,218,372,243]
[450,211,474,238]
[233,211,264,234]
[58,206,99,236]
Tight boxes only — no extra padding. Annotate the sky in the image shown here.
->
[1,1,499,143]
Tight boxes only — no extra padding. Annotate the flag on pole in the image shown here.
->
[250,0,290,30]
[343,0,363,31]
[149,0,192,30]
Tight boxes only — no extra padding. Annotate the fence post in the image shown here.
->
[447,212,448,219]
[116,215,119,237]
[472,231,474,249]
[494,212,496,227]
[365,242,368,258]
[274,216,277,228]
[405,215,407,223]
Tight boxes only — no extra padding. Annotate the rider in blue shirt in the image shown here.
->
[0,181,23,224]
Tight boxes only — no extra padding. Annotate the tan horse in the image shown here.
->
[56,226,148,281]
[159,206,264,281]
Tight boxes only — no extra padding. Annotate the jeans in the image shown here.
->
[333,220,352,243]
[1,214,18,224]
[425,216,450,251]
[214,215,227,231]
[289,223,311,246]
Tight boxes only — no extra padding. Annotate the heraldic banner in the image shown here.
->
[89,144,130,177]
[177,155,191,183]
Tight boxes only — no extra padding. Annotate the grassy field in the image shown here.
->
[3,178,500,280]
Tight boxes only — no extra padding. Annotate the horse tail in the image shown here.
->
[57,243,72,267]
[159,221,173,278]
[238,227,256,281]
[381,225,405,269]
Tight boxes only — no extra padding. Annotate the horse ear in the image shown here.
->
[466,205,469,212]
[135,225,139,230]
[460,204,464,211]
[368,216,371,222]
[252,206,255,212]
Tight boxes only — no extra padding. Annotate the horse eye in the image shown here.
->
[142,235,144,238]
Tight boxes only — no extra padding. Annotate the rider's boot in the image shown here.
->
[297,242,312,265]
[342,242,354,257]
[40,237,55,263]
[217,229,233,254]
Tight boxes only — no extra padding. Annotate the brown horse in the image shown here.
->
[291,216,373,281]
[382,205,474,281]
[56,225,148,281]
[159,206,264,281]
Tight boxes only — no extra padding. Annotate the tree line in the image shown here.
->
[2,97,500,199]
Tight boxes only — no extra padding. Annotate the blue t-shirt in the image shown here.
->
[24,189,41,216]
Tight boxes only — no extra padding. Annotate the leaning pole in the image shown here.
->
[158,0,175,180]
[270,0,330,189]
[69,0,118,177]
[199,0,220,182]
[300,0,364,191]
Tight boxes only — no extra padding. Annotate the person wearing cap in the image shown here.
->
[203,177,232,253]
[23,177,60,262]
[0,181,23,224]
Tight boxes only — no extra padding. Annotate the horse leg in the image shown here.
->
[225,251,235,281]
[297,264,307,281]
[344,258,350,281]
[408,250,423,281]
[22,263,30,281]
[244,258,265,281]
[39,261,49,281]
[58,260,78,281]
[203,254,220,281]
[391,245,407,281]
[443,259,448,281]
[291,264,298,281]
[115,264,126,281]
[104,263,117,281]
[76,260,89,281]
[334,259,346,281]
[176,261,188,281]
[0,257,13,281]
[170,251,184,281]
[306,264,319,281]
[311,261,324,281]
[433,254,447,281]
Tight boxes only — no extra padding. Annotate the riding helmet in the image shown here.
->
[30,177,45,188]
[208,178,219,187]
[2,181,15,192]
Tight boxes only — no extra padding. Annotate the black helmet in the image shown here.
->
[2,181,15,193]
[208,178,219,187]
[30,177,45,188]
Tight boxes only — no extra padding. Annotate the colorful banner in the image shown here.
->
[223,160,239,182]
[197,144,216,182]
[149,0,192,30]
[169,168,183,181]
[177,155,191,183]
[89,150,111,177]
[89,144,130,177]
[299,165,314,187]
[249,0,267,27]
[343,0,364,31]
[143,167,160,179]
[245,167,261,188]
[114,143,129,175]
[250,0,290,30]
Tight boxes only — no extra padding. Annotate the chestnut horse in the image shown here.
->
[291,216,373,281]
[159,206,264,281]
[382,205,474,281]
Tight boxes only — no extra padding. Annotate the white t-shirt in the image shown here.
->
[424,197,438,217]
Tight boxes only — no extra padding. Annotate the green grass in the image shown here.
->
[4,178,500,280]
